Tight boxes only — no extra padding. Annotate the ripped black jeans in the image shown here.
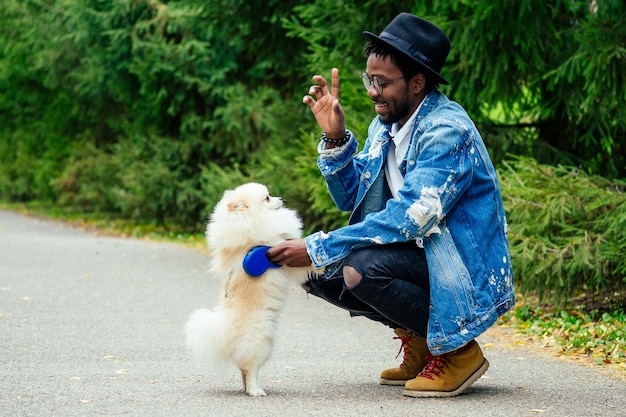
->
[305,242,430,337]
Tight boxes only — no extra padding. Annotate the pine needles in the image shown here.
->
[500,157,626,308]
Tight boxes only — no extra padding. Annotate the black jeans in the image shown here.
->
[305,242,430,336]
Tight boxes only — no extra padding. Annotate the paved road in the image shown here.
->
[1,209,624,417]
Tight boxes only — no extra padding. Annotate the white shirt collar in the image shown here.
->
[385,100,423,200]
[390,100,422,157]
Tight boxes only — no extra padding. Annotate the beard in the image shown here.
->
[379,96,413,126]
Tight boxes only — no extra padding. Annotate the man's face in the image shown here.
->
[364,54,419,126]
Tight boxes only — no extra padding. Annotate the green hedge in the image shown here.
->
[501,157,626,305]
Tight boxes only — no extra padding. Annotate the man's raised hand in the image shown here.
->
[302,68,345,139]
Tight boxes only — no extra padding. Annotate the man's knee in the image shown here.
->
[343,265,362,289]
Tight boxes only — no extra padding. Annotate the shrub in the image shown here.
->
[500,157,626,306]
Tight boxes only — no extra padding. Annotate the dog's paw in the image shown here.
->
[246,387,267,397]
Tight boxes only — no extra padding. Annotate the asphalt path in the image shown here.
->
[1,209,624,417]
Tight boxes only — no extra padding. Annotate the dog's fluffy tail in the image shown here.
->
[184,308,231,372]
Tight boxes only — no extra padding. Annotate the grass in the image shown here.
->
[2,200,625,374]
[500,299,626,373]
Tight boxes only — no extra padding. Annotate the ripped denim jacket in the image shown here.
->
[304,90,515,355]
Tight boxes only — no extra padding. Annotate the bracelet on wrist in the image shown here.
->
[321,131,351,146]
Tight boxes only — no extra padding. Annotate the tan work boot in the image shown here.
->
[379,328,430,385]
[403,339,489,397]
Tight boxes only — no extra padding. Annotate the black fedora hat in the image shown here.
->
[364,13,450,85]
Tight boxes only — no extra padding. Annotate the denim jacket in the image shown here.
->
[304,90,515,355]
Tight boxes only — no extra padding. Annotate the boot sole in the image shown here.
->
[379,378,410,386]
[402,359,490,398]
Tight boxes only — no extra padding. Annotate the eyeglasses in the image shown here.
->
[361,72,404,95]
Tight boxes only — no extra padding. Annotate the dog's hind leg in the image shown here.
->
[241,368,266,397]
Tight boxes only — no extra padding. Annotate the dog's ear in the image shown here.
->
[228,200,249,211]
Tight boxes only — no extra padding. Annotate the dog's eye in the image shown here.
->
[265,196,271,202]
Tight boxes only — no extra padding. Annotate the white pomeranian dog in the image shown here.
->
[185,183,312,396]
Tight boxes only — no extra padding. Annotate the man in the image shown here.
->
[267,12,514,398]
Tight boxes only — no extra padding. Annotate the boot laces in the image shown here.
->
[393,335,413,367]
[417,341,475,380]
[419,354,449,380]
